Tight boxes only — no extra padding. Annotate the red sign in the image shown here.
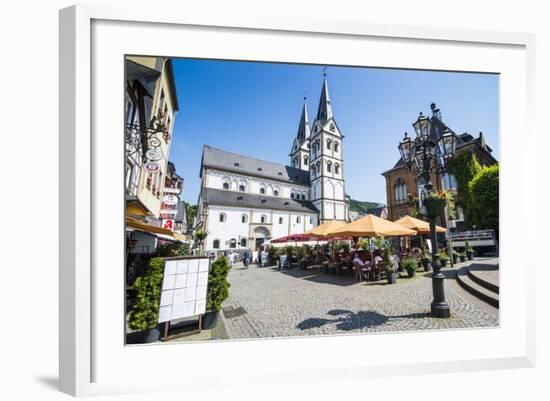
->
[162,219,175,230]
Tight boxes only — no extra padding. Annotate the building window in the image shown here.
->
[296,216,301,224]
[309,217,313,224]
[334,142,339,152]
[316,161,321,174]
[279,217,283,224]
[223,182,229,190]
[327,161,332,173]
[304,156,309,165]
[273,189,279,196]
[241,214,248,223]
[219,213,226,223]
[229,239,237,248]
[301,194,306,200]
[326,139,331,150]
[213,239,220,249]
[239,184,246,192]
[260,187,265,194]
[260,215,267,223]
[335,163,340,175]
[393,178,407,204]
[240,238,247,247]
[290,192,295,199]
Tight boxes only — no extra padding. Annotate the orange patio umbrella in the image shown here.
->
[327,214,417,237]
[304,220,347,238]
[394,215,446,234]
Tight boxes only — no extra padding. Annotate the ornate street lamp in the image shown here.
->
[397,108,457,318]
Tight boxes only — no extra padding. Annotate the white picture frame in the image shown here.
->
[59,4,536,397]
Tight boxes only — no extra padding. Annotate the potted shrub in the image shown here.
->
[268,246,279,266]
[204,256,232,329]
[465,241,475,260]
[127,257,165,343]
[401,256,417,278]
[451,250,459,264]
[297,245,307,269]
[439,250,449,267]
[383,245,397,284]
[458,251,466,263]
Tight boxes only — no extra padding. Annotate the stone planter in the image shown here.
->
[126,325,161,344]
[387,272,397,284]
[203,310,220,330]
[406,267,416,278]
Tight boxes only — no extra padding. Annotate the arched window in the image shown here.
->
[309,217,313,224]
[327,161,332,173]
[260,214,267,223]
[301,194,306,200]
[229,239,237,248]
[219,213,226,223]
[213,239,220,249]
[222,182,229,190]
[316,161,321,174]
[311,167,315,177]
[304,156,309,165]
[326,139,332,150]
[296,216,301,224]
[279,217,283,224]
[273,189,279,196]
[260,187,265,194]
[241,214,248,223]
[334,142,339,152]
[393,178,407,204]
[290,192,295,199]
[239,184,246,192]
[240,238,247,247]
[335,163,340,175]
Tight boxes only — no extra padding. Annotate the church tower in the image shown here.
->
[309,70,348,223]
[289,97,311,171]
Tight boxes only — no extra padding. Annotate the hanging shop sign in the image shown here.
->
[145,148,162,162]
[144,161,160,174]
[163,194,178,206]
[162,219,175,230]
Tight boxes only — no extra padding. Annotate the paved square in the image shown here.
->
[222,259,499,339]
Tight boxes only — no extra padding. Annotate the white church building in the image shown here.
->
[194,73,350,252]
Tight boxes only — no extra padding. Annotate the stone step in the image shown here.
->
[456,268,499,308]
[467,267,499,294]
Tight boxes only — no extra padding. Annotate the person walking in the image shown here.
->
[243,249,250,269]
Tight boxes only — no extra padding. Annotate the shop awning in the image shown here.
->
[126,216,175,238]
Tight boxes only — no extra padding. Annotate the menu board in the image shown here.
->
[158,257,209,323]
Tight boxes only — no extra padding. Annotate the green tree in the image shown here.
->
[186,204,197,226]
[128,257,164,331]
[193,229,208,254]
[447,152,482,226]
[207,256,232,312]
[469,164,499,231]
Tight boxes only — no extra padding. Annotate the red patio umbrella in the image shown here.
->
[270,233,317,244]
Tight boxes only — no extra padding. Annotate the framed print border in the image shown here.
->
[59,4,536,397]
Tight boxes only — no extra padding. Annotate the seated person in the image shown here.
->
[353,252,366,267]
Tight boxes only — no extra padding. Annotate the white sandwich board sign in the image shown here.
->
[158,256,209,323]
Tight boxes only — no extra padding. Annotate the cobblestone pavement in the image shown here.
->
[222,259,499,339]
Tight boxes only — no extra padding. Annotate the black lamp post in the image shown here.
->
[398,111,457,318]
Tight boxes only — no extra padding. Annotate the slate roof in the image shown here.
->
[202,188,318,214]
[201,145,310,186]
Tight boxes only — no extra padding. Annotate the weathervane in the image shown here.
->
[323,66,327,77]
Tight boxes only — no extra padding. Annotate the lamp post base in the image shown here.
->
[431,302,451,318]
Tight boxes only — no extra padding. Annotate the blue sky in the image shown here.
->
[169,59,499,204]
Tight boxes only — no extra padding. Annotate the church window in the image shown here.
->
[234,162,240,167]
[273,189,279,196]
[301,194,306,200]
[316,161,321,174]
[222,182,229,190]
[219,213,226,223]
[239,184,245,192]
[296,216,301,224]
[241,214,248,223]
[229,239,237,249]
[334,142,339,152]
[261,199,267,204]
[213,239,220,249]
[284,202,289,206]
[304,156,309,165]
[335,163,340,175]
[330,123,335,131]
[279,217,283,224]
[240,238,247,247]
[260,187,265,194]
[290,192,295,199]
[326,139,332,150]
[257,167,263,172]
[327,161,332,173]
[260,215,267,223]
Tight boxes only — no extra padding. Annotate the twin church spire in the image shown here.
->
[290,70,336,170]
